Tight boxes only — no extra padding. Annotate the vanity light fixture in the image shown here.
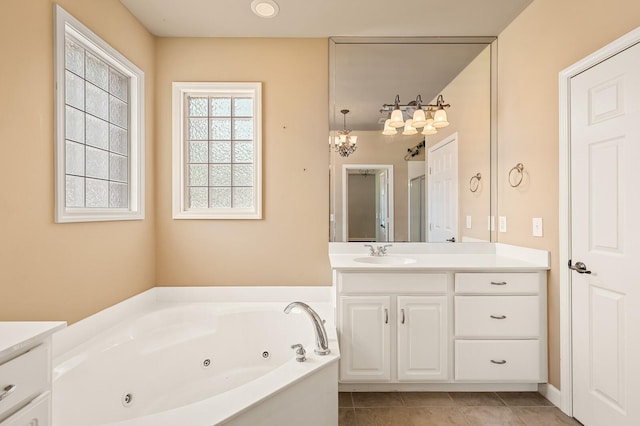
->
[251,0,280,18]
[380,94,451,135]
[334,109,357,157]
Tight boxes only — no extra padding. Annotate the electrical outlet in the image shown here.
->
[532,217,543,237]
[488,216,495,231]
[499,216,507,233]
[466,215,472,229]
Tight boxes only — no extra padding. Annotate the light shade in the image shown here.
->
[389,109,405,128]
[402,119,418,135]
[382,119,398,135]
[421,123,438,135]
[411,109,427,128]
[348,135,358,145]
[433,108,449,128]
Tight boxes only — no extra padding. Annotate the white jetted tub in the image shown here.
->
[52,289,338,426]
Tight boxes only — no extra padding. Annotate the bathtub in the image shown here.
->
[52,288,339,426]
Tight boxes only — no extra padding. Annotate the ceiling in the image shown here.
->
[119,0,533,38]
[119,0,532,131]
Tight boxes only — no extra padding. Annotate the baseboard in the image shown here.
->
[339,383,538,392]
[538,383,562,408]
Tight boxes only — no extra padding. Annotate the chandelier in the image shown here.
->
[334,109,358,157]
[380,94,451,136]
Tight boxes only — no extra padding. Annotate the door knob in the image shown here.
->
[446,237,456,242]
[568,260,591,274]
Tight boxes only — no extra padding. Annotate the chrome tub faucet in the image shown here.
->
[284,302,331,355]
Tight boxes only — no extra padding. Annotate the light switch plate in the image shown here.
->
[466,215,472,229]
[499,216,507,233]
[532,217,543,237]
[488,216,495,231]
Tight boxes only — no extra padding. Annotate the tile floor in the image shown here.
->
[338,392,582,426]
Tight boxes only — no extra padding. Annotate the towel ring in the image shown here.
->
[508,163,524,187]
[469,173,481,193]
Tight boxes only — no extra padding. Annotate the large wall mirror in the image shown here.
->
[329,37,497,243]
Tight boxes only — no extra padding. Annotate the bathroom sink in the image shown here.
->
[353,256,417,265]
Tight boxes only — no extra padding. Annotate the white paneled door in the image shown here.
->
[428,134,458,243]
[570,41,640,426]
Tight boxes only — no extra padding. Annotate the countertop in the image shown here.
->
[0,321,66,363]
[328,243,550,271]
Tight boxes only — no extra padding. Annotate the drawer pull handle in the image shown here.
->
[490,359,507,365]
[384,308,389,324]
[401,308,406,324]
[490,315,507,320]
[491,281,507,286]
[0,384,16,402]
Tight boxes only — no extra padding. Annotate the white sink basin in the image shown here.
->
[353,256,417,265]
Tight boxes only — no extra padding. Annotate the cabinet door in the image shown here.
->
[397,296,448,381]
[339,296,391,382]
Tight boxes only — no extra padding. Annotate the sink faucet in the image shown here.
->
[284,302,331,355]
[364,244,393,256]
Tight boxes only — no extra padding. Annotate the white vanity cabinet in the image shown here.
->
[0,322,65,426]
[336,272,450,383]
[454,273,547,383]
[339,296,391,381]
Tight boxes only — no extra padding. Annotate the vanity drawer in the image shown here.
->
[455,340,542,382]
[455,273,539,295]
[0,345,49,418]
[338,272,448,294]
[0,392,50,426]
[455,296,540,338]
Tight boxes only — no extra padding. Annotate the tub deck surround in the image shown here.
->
[329,242,550,271]
[330,243,549,393]
[52,287,338,426]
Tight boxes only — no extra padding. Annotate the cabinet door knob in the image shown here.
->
[401,308,406,324]
[490,315,507,320]
[490,281,507,286]
[384,308,389,324]
[0,384,16,402]
[490,359,507,365]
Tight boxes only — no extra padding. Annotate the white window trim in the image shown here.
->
[54,5,145,223]
[172,82,263,219]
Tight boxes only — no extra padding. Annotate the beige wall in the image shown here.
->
[0,0,156,324]
[154,38,330,286]
[426,46,492,242]
[496,0,640,388]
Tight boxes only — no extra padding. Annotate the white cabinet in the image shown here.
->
[397,296,448,381]
[339,296,391,381]
[0,322,64,426]
[1,392,50,426]
[336,272,450,383]
[454,273,547,383]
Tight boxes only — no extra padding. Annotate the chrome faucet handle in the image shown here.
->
[364,244,377,256]
[378,244,393,256]
[291,343,306,362]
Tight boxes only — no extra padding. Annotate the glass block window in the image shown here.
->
[172,83,262,219]
[54,5,145,222]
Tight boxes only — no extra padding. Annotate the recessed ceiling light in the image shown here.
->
[251,0,280,18]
